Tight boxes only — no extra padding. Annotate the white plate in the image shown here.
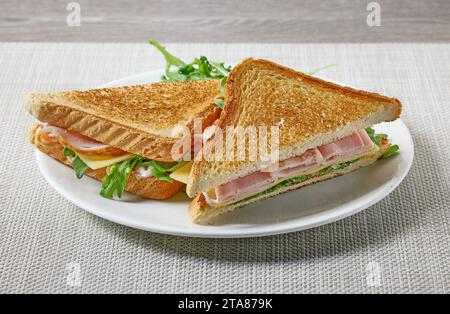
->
[36,70,414,238]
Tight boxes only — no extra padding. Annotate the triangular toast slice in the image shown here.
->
[24,80,221,161]
[186,58,401,223]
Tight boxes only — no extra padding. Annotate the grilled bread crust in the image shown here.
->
[24,80,221,161]
[189,140,391,224]
[187,58,401,196]
[29,124,184,200]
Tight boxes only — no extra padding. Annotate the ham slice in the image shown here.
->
[208,129,374,205]
[215,171,274,203]
[270,148,324,177]
[39,124,125,156]
[319,130,369,160]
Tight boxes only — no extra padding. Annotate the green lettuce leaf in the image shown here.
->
[63,139,186,198]
[72,156,88,179]
[99,158,186,198]
[63,147,75,157]
[100,157,141,199]
[139,160,188,183]
[305,64,337,76]
[63,147,87,179]
[366,127,387,146]
[366,127,399,159]
[149,40,231,82]
[381,144,399,159]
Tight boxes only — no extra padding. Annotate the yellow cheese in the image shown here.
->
[78,153,132,170]
[169,161,193,184]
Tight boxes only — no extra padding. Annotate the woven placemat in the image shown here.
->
[0,43,448,293]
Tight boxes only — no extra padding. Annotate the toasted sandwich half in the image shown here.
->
[177,58,402,224]
[25,80,221,200]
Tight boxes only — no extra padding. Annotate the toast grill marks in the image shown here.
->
[24,80,222,200]
[186,58,402,224]
[24,79,222,161]
[204,129,375,206]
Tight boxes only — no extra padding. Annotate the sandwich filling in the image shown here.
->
[34,124,186,199]
[203,129,382,207]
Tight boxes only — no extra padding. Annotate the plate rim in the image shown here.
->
[36,69,414,238]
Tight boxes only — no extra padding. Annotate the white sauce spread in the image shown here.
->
[137,166,153,179]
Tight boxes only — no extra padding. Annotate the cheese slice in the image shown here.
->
[78,153,132,170]
[169,161,193,184]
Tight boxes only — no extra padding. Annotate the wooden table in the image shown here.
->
[1,0,449,42]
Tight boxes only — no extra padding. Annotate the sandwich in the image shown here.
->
[171,58,402,224]
[25,79,221,199]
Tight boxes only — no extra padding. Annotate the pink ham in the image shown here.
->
[271,148,324,177]
[278,148,323,171]
[39,124,125,155]
[209,129,374,205]
[215,171,274,203]
[323,130,373,163]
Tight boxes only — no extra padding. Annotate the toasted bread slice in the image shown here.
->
[29,124,183,200]
[186,58,401,196]
[24,80,221,161]
[189,139,390,224]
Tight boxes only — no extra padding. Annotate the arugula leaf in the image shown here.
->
[381,144,399,159]
[366,127,388,146]
[100,158,186,198]
[305,64,337,76]
[72,156,88,179]
[214,98,224,109]
[100,157,140,199]
[232,174,310,206]
[331,159,358,170]
[220,76,227,94]
[149,39,231,83]
[317,159,358,175]
[319,166,333,175]
[63,147,86,178]
[63,141,187,198]
[64,147,75,157]
[209,61,231,77]
[366,126,375,137]
[149,40,185,67]
[139,160,187,183]
[140,160,187,173]
[366,127,399,158]
[150,167,173,183]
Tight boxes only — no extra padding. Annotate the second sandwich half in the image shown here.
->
[24,80,221,199]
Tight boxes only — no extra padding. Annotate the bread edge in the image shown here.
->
[24,90,221,162]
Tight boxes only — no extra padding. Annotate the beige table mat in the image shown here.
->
[0,43,448,293]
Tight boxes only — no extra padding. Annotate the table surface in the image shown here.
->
[1,0,450,42]
[0,42,449,293]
